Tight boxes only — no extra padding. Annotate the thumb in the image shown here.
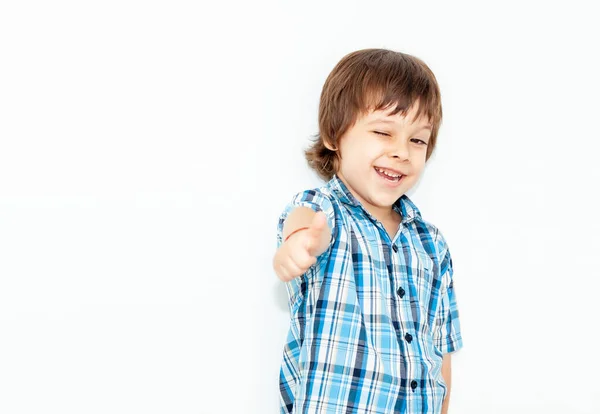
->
[306,211,327,255]
[310,211,327,233]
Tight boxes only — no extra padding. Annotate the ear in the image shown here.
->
[323,139,338,152]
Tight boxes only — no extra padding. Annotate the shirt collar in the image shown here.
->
[327,174,422,224]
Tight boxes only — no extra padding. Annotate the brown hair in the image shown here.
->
[305,48,443,181]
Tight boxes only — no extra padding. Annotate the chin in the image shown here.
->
[370,193,401,208]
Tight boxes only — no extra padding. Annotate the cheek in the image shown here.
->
[342,145,376,166]
[411,164,425,177]
[411,151,427,169]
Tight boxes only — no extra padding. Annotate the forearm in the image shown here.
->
[441,353,452,414]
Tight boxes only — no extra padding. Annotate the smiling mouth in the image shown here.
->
[374,166,404,182]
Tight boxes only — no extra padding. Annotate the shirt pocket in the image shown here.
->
[409,249,439,328]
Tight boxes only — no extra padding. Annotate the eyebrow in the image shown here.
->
[367,118,432,131]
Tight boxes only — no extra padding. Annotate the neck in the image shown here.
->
[370,206,401,224]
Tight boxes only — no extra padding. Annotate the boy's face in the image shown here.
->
[333,103,432,220]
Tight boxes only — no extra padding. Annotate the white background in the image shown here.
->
[1,1,599,413]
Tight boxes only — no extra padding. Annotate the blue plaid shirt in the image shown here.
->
[276,175,463,413]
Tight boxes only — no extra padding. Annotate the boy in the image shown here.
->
[273,49,463,414]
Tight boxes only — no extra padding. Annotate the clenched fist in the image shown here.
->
[274,210,331,282]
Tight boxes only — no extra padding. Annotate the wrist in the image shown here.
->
[284,226,309,242]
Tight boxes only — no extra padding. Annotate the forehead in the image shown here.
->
[361,105,432,129]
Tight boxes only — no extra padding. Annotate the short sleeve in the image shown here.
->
[433,236,464,354]
[276,189,336,250]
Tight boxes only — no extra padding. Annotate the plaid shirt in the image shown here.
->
[276,175,463,414]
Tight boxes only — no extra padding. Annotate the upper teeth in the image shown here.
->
[376,167,401,178]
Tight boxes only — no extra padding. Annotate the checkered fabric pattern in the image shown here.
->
[276,175,463,413]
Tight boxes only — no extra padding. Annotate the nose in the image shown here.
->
[390,140,410,162]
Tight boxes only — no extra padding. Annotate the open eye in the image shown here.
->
[411,138,428,146]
